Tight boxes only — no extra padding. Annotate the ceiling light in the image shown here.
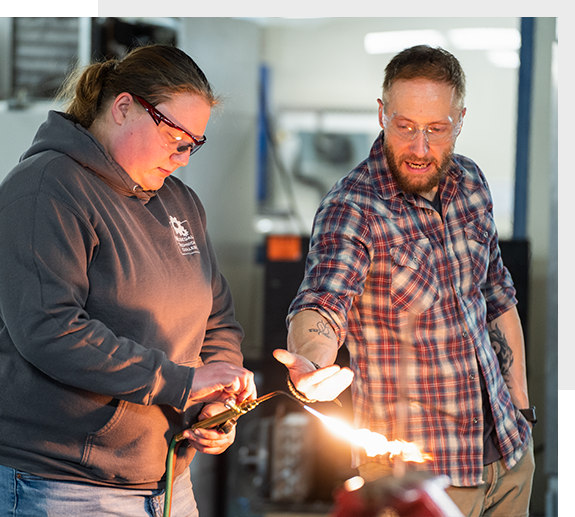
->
[487,50,520,68]
[364,30,446,55]
[448,28,521,51]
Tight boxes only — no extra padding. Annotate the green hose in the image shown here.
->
[161,392,296,517]
[163,433,184,517]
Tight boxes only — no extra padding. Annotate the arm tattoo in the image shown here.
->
[308,321,333,339]
[489,322,514,385]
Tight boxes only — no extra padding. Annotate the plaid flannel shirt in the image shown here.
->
[288,132,531,486]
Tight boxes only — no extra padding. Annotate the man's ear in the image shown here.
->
[455,107,467,136]
[377,98,385,129]
[110,92,134,125]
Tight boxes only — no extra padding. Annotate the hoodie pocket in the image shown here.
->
[389,238,438,313]
[81,400,172,484]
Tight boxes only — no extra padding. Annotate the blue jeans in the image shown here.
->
[0,464,198,517]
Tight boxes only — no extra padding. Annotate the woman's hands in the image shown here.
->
[187,362,256,407]
[182,402,237,455]
[183,362,256,455]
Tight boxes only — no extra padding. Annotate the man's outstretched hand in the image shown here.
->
[273,349,353,402]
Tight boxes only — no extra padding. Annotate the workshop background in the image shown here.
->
[0,16,557,517]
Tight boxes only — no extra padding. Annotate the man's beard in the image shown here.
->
[383,139,454,196]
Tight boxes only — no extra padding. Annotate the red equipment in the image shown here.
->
[331,472,464,517]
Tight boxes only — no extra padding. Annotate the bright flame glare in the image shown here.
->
[305,406,431,463]
[343,475,365,492]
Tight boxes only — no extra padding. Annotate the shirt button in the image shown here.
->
[469,374,475,380]
[483,231,488,238]
[462,331,468,338]
[473,417,479,424]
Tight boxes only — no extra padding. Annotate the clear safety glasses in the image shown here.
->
[382,112,462,144]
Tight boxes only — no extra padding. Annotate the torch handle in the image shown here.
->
[164,390,300,517]
[176,398,264,441]
[191,407,241,430]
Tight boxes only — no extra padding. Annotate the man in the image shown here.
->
[274,45,535,517]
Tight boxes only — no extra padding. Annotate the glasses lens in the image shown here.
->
[188,143,202,156]
[424,124,453,143]
[387,118,455,144]
[157,124,201,155]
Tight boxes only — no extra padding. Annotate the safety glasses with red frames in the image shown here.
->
[132,94,207,156]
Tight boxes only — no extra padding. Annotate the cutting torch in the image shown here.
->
[163,389,305,517]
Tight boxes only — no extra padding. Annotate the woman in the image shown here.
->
[0,44,256,516]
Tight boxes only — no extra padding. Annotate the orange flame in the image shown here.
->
[304,406,431,463]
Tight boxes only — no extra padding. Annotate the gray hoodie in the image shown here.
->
[0,111,244,488]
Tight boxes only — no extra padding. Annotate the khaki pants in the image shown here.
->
[358,439,535,517]
[446,440,535,517]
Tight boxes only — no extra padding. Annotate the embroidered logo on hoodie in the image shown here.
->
[169,215,199,255]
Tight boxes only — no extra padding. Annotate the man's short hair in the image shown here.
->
[382,45,466,112]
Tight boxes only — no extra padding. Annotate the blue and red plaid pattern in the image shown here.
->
[288,133,531,486]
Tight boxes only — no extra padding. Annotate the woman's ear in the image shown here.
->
[110,92,135,126]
